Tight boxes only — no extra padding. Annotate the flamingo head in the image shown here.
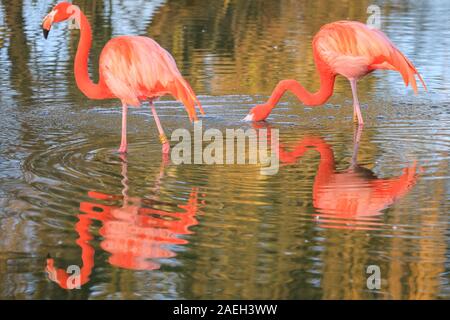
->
[41,2,77,39]
[243,104,272,122]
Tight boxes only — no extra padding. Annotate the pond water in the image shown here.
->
[0,0,449,299]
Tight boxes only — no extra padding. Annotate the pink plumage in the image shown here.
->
[100,36,203,121]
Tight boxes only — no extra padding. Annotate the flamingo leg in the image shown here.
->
[350,79,364,126]
[244,80,306,121]
[350,124,363,169]
[118,103,128,153]
[150,101,170,154]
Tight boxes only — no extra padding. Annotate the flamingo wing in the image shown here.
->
[99,36,203,121]
[313,21,426,93]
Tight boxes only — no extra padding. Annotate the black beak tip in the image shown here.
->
[43,28,49,39]
[46,253,51,259]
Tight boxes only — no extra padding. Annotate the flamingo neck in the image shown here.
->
[74,11,109,99]
[49,214,95,289]
[266,70,335,110]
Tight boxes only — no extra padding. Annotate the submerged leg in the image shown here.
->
[350,79,364,126]
[150,101,170,154]
[118,103,128,153]
[350,124,363,169]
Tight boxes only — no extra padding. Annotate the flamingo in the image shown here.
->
[244,21,427,124]
[41,2,204,154]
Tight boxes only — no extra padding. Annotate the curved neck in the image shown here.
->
[267,71,335,108]
[74,11,108,99]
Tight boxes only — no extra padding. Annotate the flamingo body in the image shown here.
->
[245,21,426,123]
[278,134,418,228]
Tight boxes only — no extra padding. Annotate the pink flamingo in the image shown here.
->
[244,21,427,124]
[41,2,204,154]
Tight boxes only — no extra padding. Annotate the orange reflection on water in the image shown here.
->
[278,126,419,230]
[46,155,203,289]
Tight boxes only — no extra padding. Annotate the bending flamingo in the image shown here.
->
[41,2,203,154]
[244,21,426,124]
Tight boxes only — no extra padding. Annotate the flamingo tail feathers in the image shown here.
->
[168,77,204,122]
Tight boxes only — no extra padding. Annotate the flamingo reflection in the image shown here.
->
[46,155,203,289]
[277,126,419,230]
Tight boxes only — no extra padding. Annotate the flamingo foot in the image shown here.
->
[244,104,272,122]
[162,142,170,154]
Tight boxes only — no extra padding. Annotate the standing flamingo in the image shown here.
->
[41,2,204,154]
[244,21,426,124]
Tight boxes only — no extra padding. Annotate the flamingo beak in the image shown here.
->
[41,10,56,39]
[42,28,49,39]
[243,113,254,122]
